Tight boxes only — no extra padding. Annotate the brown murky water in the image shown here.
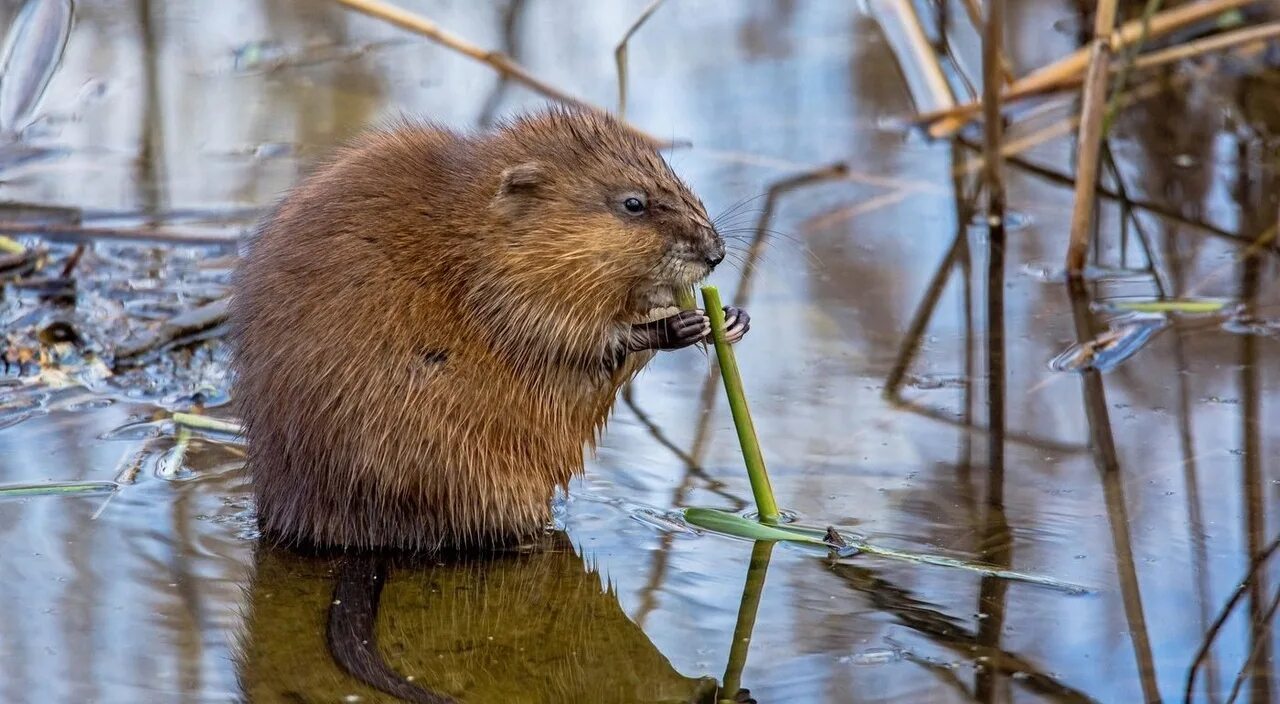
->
[1,1,1279,702]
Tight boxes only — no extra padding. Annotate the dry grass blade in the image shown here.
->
[614,0,666,119]
[927,0,1258,137]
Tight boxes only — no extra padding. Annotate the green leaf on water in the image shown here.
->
[683,507,832,547]
[0,480,118,498]
[1098,298,1232,314]
[684,507,1089,593]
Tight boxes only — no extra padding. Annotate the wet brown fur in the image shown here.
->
[230,107,720,551]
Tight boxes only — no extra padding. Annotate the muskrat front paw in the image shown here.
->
[716,306,751,345]
[629,309,709,351]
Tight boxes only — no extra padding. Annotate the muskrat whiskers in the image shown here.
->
[712,193,768,226]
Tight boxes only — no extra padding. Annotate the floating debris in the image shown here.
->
[684,507,1086,592]
[1049,316,1169,373]
[1222,315,1280,337]
[112,296,230,369]
[157,427,192,480]
[1022,262,1153,283]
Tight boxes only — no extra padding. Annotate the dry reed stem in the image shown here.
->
[981,0,1005,210]
[919,18,1280,125]
[960,0,1015,83]
[1070,3,1124,267]
[1065,0,1121,276]
[927,0,1258,137]
[874,0,955,113]
[1134,19,1280,69]
[954,58,1195,176]
[614,0,666,119]
[334,0,662,143]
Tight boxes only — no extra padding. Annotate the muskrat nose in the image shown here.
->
[705,239,726,268]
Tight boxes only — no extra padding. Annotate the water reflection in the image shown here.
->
[237,536,721,703]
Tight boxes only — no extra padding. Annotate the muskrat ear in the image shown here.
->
[497,162,546,197]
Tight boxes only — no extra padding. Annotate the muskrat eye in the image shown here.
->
[623,196,646,214]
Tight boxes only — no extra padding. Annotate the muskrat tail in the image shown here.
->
[326,555,456,704]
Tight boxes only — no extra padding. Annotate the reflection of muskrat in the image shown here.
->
[230,107,749,551]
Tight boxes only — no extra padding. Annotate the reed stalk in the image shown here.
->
[919,20,1280,126]
[927,0,1256,137]
[701,285,779,523]
[1065,0,1121,276]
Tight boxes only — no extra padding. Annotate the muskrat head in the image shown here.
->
[489,108,725,322]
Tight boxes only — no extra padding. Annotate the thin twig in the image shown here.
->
[1225,582,1280,704]
[614,0,666,119]
[1185,535,1280,703]
[334,0,664,143]
[59,243,85,278]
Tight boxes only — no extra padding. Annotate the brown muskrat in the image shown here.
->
[229,106,749,552]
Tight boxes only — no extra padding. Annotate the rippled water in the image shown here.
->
[2,1,1280,702]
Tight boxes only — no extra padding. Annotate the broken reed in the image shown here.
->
[700,285,780,524]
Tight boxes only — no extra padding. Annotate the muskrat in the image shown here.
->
[230,107,749,552]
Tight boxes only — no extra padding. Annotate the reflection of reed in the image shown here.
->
[1186,536,1280,702]
[689,163,848,465]
[1164,212,1218,702]
[880,163,1083,455]
[975,11,1008,696]
[720,540,774,701]
[1235,205,1271,703]
[1067,277,1162,704]
[825,558,1098,703]
[477,0,525,126]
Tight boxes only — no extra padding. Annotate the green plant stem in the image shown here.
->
[701,285,780,523]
